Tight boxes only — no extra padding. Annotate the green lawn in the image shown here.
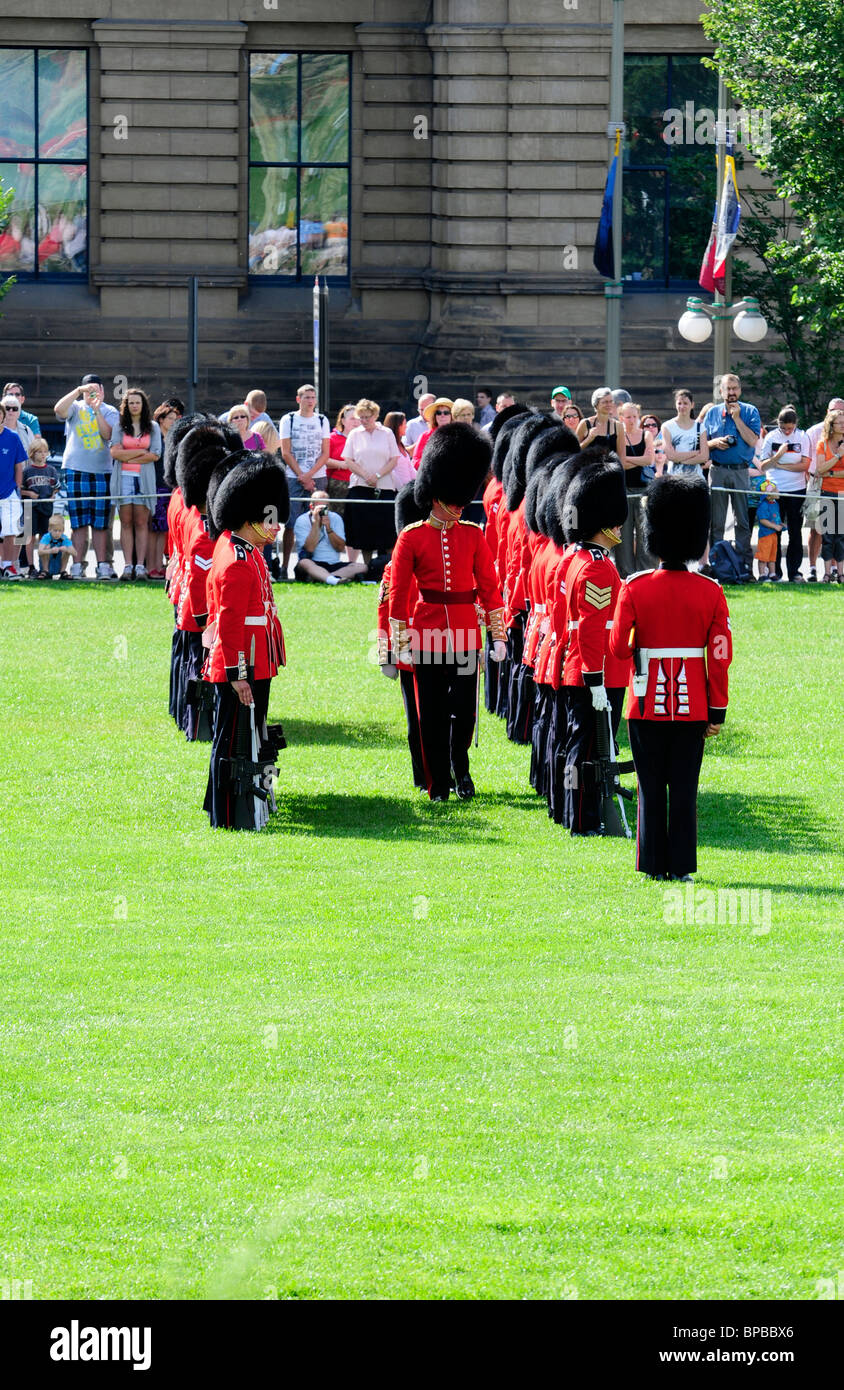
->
[1,583,841,1300]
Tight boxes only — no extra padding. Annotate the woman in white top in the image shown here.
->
[662,389,710,479]
[759,404,811,582]
[342,398,400,562]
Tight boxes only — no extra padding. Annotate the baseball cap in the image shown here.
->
[551,385,571,400]
[81,374,103,386]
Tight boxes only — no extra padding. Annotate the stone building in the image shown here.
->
[0,1,771,424]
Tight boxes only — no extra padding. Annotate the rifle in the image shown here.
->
[218,639,277,830]
[584,704,636,838]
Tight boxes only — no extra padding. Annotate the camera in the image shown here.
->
[314,504,327,519]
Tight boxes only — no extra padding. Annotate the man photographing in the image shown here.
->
[293,489,367,585]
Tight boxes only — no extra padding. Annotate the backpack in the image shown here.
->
[709,539,751,584]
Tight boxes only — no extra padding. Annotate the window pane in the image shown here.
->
[250,52,298,164]
[37,162,86,273]
[301,54,349,164]
[670,54,718,119]
[300,166,348,276]
[668,149,714,281]
[38,50,87,158]
[0,49,35,158]
[624,56,668,166]
[249,165,297,276]
[0,161,35,270]
[622,168,666,284]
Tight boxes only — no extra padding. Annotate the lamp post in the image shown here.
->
[677,294,768,385]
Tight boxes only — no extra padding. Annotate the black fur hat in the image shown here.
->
[395,480,427,533]
[162,411,216,489]
[524,467,551,535]
[491,409,531,482]
[176,422,241,511]
[205,449,252,541]
[644,473,711,564]
[544,451,595,548]
[211,451,291,535]
[487,401,530,443]
[563,456,628,544]
[414,422,492,510]
[504,413,558,510]
[525,422,580,483]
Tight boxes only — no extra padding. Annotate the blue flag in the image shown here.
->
[594,138,619,279]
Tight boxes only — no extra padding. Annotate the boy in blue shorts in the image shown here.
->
[37,514,77,578]
[755,479,783,581]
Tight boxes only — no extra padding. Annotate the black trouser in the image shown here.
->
[204,678,271,829]
[181,630,205,742]
[505,614,527,742]
[483,629,499,712]
[414,658,478,799]
[169,618,183,722]
[561,686,625,833]
[628,719,707,878]
[773,491,805,579]
[399,668,426,789]
[529,684,551,794]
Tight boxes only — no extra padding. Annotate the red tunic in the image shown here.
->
[522,533,554,668]
[165,488,187,609]
[389,516,505,658]
[377,559,418,671]
[562,544,630,690]
[609,567,732,722]
[503,501,530,623]
[544,544,578,690]
[203,532,285,683]
[177,506,214,633]
[482,475,504,574]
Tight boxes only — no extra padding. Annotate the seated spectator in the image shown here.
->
[754,480,783,581]
[0,399,27,579]
[37,513,76,579]
[293,490,366,584]
[814,407,844,582]
[20,436,60,576]
[228,404,265,451]
[3,382,40,435]
[759,404,811,582]
[109,387,162,581]
[148,399,184,578]
[403,393,435,449]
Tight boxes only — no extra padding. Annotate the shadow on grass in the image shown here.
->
[698,793,836,855]
[267,788,543,841]
[283,718,405,749]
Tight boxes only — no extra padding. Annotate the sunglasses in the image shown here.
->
[435,410,451,416]
[4,404,20,411]
[563,410,579,418]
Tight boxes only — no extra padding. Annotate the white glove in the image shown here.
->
[590,683,610,712]
[490,640,507,663]
[380,663,399,680]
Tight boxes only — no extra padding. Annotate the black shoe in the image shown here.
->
[453,774,475,801]
[670,873,694,882]
[431,794,449,803]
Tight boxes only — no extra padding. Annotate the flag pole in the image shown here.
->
[712,71,730,397]
[604,0,625,386]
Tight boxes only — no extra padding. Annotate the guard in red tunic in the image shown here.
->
[609,474,732,879]
[482,404,528,713]
[202,453,289,830]
[389,423,507,802]
[376,482,427,791]
[558,457,631,834]
[175,422,240,741]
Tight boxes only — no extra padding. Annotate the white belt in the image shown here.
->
[643,646,704,659]
[244,615,267,626]
[568,618,614,630]
[533,603,547,615]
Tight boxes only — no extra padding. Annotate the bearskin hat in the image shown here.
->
[644,473,711,564]
[503,413,560,510]
[205,449,252,541]
[524,467,551,535]
[211,451,291,535]
[525,422,580,483]
[413,422,492,511]
[491,409,532,482]
[395,480,427,533]
[176,422,242,511]
[162,411,216,489]
[543,450,594,548]
[487,401,530,443]
[563,455,628,544]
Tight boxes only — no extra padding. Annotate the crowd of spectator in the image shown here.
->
[0,371,842,585]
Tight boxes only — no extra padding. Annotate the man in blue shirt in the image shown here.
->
[292,489,367,584]
[702,372,761,571]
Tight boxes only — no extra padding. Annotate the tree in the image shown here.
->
[0,179,16,308]
[702,0,844,320]
[732,188,844,420]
